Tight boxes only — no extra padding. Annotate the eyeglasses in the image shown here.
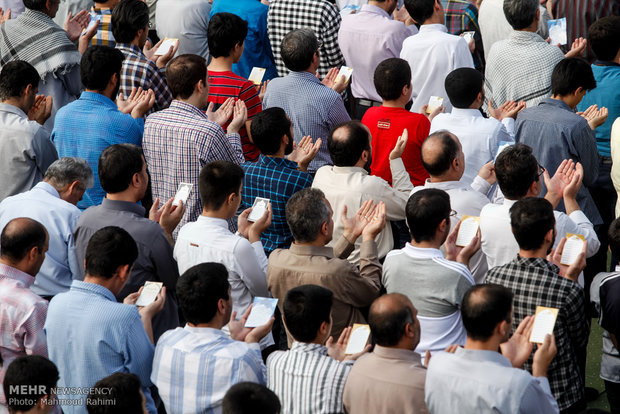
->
[537,164,546,177]
[449,210,458,217]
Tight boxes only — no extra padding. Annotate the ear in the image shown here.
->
[404,321,415,338]
[544,227,554,244]
[319,320,330,337]
[401,83,409,97]
[23,83,34,97]
[320,221,329,237]
[574,86,585,97]
[361,149,369,163]
[226,191,237,206]
[452,156,459,169]
[217,297,228,315]
[497,319,509,337]
[27,245,40,263]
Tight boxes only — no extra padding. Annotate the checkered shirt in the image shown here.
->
[90,7,114,47]
[442,0,484,70]
[241,155,313,255]
[143,100,243,236]
[267,0,344,78]
[116,43,173,115]
[485,256,588,410]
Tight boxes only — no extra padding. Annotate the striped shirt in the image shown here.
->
[207,70,262,162]
[89,7,114,47]
[442,0,484,70]
[152,326,265,414]
[241,156,313,254]
[267,342,353,414]
[0,264,48,409]
[143,100,243,236]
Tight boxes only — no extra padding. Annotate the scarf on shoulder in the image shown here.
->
[0,9,81,79]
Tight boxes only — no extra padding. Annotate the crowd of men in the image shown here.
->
[0,0,619,412]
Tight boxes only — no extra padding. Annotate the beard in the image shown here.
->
[284,131,294,155]
[111,79,121,101]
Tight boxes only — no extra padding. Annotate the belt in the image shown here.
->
[356,98,381,107]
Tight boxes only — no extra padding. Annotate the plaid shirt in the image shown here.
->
[0,264,48,407]
[90,7,114,47]
[116,43,173,115]
[241,156,313,255]
[442,0,484,70]
[143,100,243,235]
[485,256,588,410]
[267,0,344,78]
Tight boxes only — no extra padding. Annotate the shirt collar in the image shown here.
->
[455,347,512,367]
[170,100,209,118]
[539,97,572,112]
[197,215,229,229]
[593,60,620,67]
[423,179,469,191]
[373,345,424,365]
[289,243,334,258]
[360,4,392,18]
[0,263,35,288]
[290,341,328,355]
[101,198,146,216]
[419,24,448,34]
[70,280,117,302]
[0,102,28,119]
[450,108,484,118]
[332,166,369,176]
[79,91,117,108]
[259,155,300,170]
[513,255,559,273]
[503,198,518,207]
[116,43,144,57]
[403,243,444,259]
[183,325,228,337]
[33,181,60,199]
[510,30,545,43]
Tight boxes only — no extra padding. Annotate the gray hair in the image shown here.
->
[44,157,94,190]
[286,188,331,243]
[503,0,539,30]
[281,28,319,72]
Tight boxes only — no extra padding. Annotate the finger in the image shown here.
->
[230,310,237,323]
[556,236,567,256]
[325,336,334,347]
[241,304,252,321]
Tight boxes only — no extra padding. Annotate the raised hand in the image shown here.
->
[0,7,11,24]
[543,159,575,207]
[131,89,156,118]
[65,10,90,41]
[321,67,347,94]
[27,94,53,125]
[564,37,587,58]
[227,100,248,134]
[154,40,178,69]
[361,201,386,241]
[389,129,408,160]
[206,97,234,126]
[287,136,321,172]
[341,200,375,243]
[532,333,557,377]
[116,86,141,114]
[488,99,525,120]
[550,236,587,282]
[563,162,583,202]
[326,326,351,362]
[257,80,269,102]
[499,315,534,368]
[419,104,444,122]
[477,161,496,185]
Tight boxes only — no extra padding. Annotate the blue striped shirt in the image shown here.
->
[151,326,265,414]
[241,156,313,254]
[44,280,156,414]
[262,71,351,173]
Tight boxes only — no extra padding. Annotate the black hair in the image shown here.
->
[406,189,451,243]
[368,296,414,347]
[250,107,292,155]
[166,54,207,99]
[445,67,484,109]
[223,382,281,414]
[22,0,46,11]
[327,121,370,167]
[283,285,333,342]
[608,218,620,260]
[373,58,411,101]
[404,0,436,24]
[111,0,150,44]
[85,226,138,279]
[208,12,248,58]
[588,16,620,62]
[461,284,513,341]
[99,144,144,194]
[286,188,331,243]
[3,356,59,411]
[87,373,143,414]
[503,0,538,30]
[80,46,124,91]
[199,161,244,210]
[495,143,539,199]
[509,197,555,250]
[0,60,40,101]
[177,263,230,324]
[551,58,596,96]
[0,218,47,262]
[421,131,460,176]
[281,28,319,72]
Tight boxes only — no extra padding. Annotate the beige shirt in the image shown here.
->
[267,236,382,345]
[312,158,412,265]
[343,345,429,414]
[611,118,620,217]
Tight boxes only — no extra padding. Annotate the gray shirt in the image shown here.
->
[0,103,58,202]
[74,198,180,341]
[155,0,211,61]
[590,270,620,383]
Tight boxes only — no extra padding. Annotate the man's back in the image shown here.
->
[156,0,211,60]
[399,24,473,113]
[152,326,265,414]
[485,256,588,410]
[51,92,143,209]
[267,342,353,414]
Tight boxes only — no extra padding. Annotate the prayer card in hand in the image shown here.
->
[455,216,480,247]
[560,233,585,266]
[529,306,559,343]
[173,182,193,207]
[136,281,163,307]
[245,297,278,328]
[345,324,371,355]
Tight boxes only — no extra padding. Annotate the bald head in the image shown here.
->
[421,131,461,177]
[0,218,47,264]
[327,121,371,167]
[461,284,513,341]
[368,293,418,347]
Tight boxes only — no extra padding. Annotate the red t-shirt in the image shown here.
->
[362,106,431,186]
[207,70,262,162]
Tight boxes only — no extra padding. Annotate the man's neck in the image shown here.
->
[105,192,139,203]
[422,16,443,26]
[464,337,501,352]
[202,209,232,221]
[293,238,326,248]
[429,173,460,183]
[0,257,29,275]
[409,239,442,250]
[187,321,224,329]
[208,57,234,72]
[550,94,577,110]
[368,0,391,13]
[518,247,548,259]
[176,95,203,109]
[85,88,113,100]
[83,274,119,296]
[382,98,408,109]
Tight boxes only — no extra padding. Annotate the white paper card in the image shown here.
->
[530,306,559,343]
[495,141,514,161]
[154,38,178,56]
[560,233,585,265]
[456,216,480,247]
[248,197,269,222]
[548,18,567,45]
[248,67,266,85]
[338,66,353,83]
[173,182,193,207]
[244,297,278,328]
[135,281,163,307]
[345,324,371,354]
[426,96,444,114]
[462,31,475,43]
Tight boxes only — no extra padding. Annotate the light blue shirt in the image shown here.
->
[425,347,559,413]
[0,182,81,296]
[51,91,144,210]
[45,280,156,414]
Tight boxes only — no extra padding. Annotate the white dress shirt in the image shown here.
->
[425,347,559,414]
[312,158,412,264]
[411,176,491,282]
[400,24,474,113]
[480,199,600,274]
[430,108,514,186]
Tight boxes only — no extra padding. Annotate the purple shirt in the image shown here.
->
[338,4,417,102]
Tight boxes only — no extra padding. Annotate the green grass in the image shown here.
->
[586,318,610,411]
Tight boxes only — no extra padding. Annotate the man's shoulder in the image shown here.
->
[0,279,48,311]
